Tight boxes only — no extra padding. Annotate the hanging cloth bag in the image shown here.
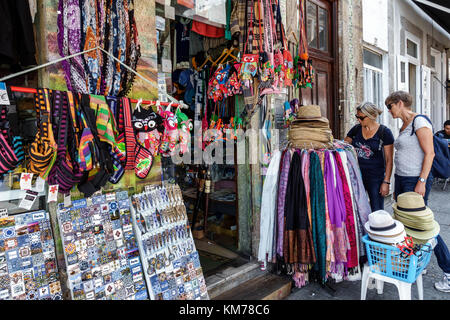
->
[239,0,259,88]
[260,0,282,95]
[47,91,84,194]
[77,94,113,197]
[27,88,58,179]
[0,104,19,174]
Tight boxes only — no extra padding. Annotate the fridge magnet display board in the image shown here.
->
[57,191,148,300]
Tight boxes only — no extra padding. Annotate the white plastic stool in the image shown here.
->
[360,264,423,300]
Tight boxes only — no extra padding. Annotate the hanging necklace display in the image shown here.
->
[131,184,209,300]
[57,191,149,300]
[0,210,63,300]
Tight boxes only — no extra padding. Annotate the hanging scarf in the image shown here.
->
[257,150,282,263]
[319,151,335,277]
[301,149,312,225]
[338,149,362,279]
[276,149,291,257]
[309,151,327,283]
[283,151,315,265]
[119,1,141,96]
[57,0,89,94]
[324,151,348,277]
[344,149,372,260]
[334,151,358,269]
[81,0,103,94]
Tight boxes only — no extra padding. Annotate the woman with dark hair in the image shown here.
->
[385,90,450,293]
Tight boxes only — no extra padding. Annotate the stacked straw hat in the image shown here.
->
[288,105,334,149]
[364,210,407,244]
[392,192,440,243]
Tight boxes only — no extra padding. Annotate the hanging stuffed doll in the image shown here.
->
[175,108,193,155]
[207,64,231,102]
[159,103,179,157]
[226,63,243,96]
[132,99,164,157]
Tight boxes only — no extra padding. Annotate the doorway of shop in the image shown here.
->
[171,157,249,278]
[300,0,339,136]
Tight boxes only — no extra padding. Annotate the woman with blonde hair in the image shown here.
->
[385,90,450,293]
[344,102,394,211]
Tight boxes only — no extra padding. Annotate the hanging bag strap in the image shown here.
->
[243,0,255,55]
[256,0,263,53]
[274,0,287,49]
[122,97,136,169]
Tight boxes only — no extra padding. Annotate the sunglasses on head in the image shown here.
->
[355,115,367,120]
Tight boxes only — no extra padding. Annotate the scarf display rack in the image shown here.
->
[258,141,373,289]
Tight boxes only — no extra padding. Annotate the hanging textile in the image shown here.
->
[276,148,292,258]
[258,150,282,263]
[57,0,89,93]
[309,151,327,283]
[283,151,316,265]
[324,151,349,277]
[334,151,358,269]
[57,0,140,96]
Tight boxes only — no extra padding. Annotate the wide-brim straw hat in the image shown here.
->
[392,192,440,241]
[364,210,407,244]
[294,105,329,123]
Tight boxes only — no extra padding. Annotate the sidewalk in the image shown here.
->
[285,182,450,300]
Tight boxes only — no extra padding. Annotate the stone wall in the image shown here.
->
[338,0,364,138]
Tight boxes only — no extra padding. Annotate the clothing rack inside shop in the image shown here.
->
[9,86,184,108]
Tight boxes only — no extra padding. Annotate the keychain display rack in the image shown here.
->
[56,191,148,300]
[130,183,209,300]
[0,210,63,300]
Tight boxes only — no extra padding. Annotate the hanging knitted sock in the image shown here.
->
[135,145,154,179]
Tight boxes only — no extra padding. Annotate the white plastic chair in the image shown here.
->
[361,263,423,300]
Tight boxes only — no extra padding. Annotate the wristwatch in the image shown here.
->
[418,177,426,183]
[382,181,390,185]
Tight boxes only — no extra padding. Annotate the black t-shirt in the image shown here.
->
[347,124,394,178]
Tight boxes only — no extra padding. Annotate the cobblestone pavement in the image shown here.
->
[286,181,450,300]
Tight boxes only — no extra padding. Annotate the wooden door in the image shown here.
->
[300,0,339,136]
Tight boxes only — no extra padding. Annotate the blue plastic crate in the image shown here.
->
[362,235,433,283]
